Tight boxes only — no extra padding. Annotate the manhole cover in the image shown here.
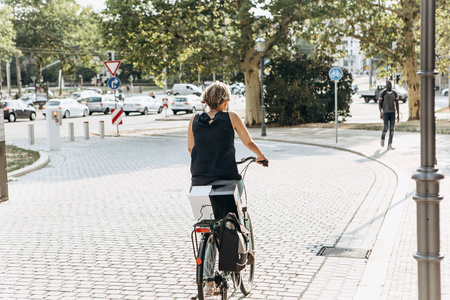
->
[317,247,371,259]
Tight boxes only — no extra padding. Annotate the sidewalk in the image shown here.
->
[247,126,450,299]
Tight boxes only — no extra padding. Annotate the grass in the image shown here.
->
[6,145,40,173]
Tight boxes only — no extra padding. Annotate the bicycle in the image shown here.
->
[190,156,266,300]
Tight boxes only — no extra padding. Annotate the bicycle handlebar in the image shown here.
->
[237,156,269,167]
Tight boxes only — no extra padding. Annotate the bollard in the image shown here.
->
[68,122,74,141]
[84,121,89,140]
[99,121,105,139]
[28,124,35,145]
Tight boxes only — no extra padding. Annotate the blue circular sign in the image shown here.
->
[329,67,343,81]
[108,77,121,90]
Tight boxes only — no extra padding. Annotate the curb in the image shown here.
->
[8,151,50,180]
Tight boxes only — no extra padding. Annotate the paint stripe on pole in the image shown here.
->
[111,109,123,126]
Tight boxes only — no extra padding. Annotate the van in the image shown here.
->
[167,84,202,96]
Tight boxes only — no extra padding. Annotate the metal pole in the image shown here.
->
[260,54,266,137]
[335,81,338,143]
[28,124,35,145]
[412,0,444,299]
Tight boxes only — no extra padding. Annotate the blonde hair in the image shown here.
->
[201,82,231,109]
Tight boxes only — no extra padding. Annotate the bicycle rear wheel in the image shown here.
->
[240,211,255,295]
[197,234,224,300]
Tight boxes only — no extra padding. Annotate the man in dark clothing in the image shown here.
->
[379,80,399,150]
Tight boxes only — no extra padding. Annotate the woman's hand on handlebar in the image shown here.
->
[256,155,269,167]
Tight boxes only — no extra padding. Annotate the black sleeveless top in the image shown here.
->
[191,111,241,185]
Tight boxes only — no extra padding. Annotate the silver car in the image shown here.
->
[86,95,123,115]
[123,96,162,115]
[171,95,204,114]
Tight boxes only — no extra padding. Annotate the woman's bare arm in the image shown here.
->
[229,111,268,166]
[187,116,195,154]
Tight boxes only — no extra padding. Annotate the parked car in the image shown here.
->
[70,90,97,103]
[24,87,54,97]
[122,96,162,115]
[82,87,102,94]
[19,93,48,107]
[42,99,89,118]
[2,100,36,122]
[396,86,408,103]
[442,88,449,96]
[171,95,204,114]
[86,94,123,115]
[230,82,245,95]
[166,84,202,96]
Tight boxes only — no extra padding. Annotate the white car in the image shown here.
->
[123,96,162,115]
[171,95,204,114]
[86,94,123,115]
[70,90,97,102]
[42,98,89,118]
[442,88,448,96]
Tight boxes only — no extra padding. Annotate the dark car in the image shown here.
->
[2,100,37,122]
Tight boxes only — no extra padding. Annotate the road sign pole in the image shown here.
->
[335,80,338,143]
[329,67,342,144]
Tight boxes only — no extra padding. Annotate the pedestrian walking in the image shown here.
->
[379,80,399,150]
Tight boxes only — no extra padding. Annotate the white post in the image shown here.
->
[99,121,105,139]
[84,121,89,140]
[68,122,74,141]
[28,124,35,145]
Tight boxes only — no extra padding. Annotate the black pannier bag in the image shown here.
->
[215,212,249,272]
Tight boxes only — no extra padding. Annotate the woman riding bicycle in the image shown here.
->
[188,82,268,296]
[187,82,268,198]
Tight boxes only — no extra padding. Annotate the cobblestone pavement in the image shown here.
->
[0,132,396,299]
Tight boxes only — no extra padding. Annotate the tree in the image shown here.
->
[316,0,447,120]
[99,0,330,125]
[265,54,352,126]
[0,5,19,61]
[5,0,104,93]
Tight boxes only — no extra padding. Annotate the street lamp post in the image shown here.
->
[255,36,267,136]
[412,0,444,299]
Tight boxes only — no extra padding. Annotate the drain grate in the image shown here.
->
[317,247,372,259]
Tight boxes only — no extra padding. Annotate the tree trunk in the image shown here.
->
[37,57,42,83]
[404,56,420,120]
[59,60,65,96]
[15,56,21,95]
[241,58,261,126]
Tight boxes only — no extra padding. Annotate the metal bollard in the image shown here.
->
[68,122,75,141]
[84,121,89,140]
[99,121,105,139]
[28,124,35,145]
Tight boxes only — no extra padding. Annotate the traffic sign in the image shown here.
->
[329,67,343,81]
[104,60,121,76]
[264,68,270,75]
[108,77,121,90]
[111,109,123,126]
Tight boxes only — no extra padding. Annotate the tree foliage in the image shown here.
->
[4,0,103,93]
[0,5,19,61]
[264,55,352,126]
[99,0,331,125]
[311,0,448,120]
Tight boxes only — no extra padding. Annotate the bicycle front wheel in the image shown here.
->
[240,211,255,295]
[197,234,222,300]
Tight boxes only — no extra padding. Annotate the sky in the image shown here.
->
[76,0,105,12]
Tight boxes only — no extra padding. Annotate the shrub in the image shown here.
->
[264,55,352,126]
